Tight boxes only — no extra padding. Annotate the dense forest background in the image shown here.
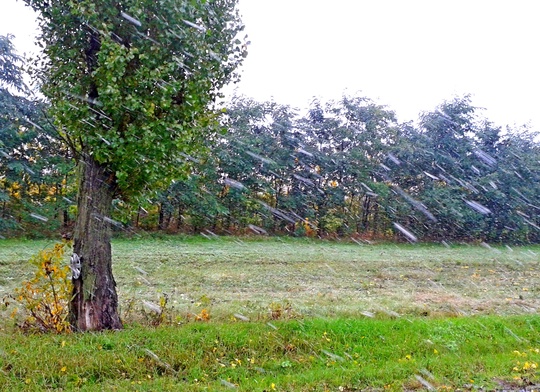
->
[1,37,539,244]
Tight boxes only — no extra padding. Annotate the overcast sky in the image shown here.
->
[2,0,539,130]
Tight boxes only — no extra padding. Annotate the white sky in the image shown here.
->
[2,0,539,129]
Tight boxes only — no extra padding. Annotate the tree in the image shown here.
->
[221,98,312,233]
[1,34,28,233]
[0,34,27,92]
[1,34,72,237]
[23,0,246,330]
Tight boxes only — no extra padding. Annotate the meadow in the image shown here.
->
[0,236,539,391]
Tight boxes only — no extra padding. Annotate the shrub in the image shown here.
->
[3,241,72,333]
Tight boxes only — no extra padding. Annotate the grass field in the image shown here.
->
[0,236,539,391]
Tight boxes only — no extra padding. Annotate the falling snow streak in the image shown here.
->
[257,201,296,224]
[392,186,437,222]
[183,19,206,32]
[464,200,491,215]
[393,222,418,242]
[245,151,276,165]
[248,224,268,235]
[29,213,48,222]
[120,11,142,27]
[473,149,497,167]
[223,178,246,190]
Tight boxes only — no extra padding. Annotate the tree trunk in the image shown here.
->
[158,203,165,230]
[361,195,371,230]
[62,209,69,229]
[70,155,122,331]
[176,205,183,230]
[134,206,141,228]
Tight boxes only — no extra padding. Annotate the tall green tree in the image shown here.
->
[1,34,72,237]
[0,34,27,93]
[23,0,246,330]
[0,34,26,233]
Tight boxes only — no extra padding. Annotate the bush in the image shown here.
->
[3,241,72,333]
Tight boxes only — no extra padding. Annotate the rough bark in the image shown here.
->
[70,155,122,331]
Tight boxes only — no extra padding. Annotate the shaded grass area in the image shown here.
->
[0,316,539,391]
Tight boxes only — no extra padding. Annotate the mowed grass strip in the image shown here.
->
[0,316,539,391]
[1,236,538,319]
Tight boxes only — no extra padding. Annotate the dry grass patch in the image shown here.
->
[1,237,539,322]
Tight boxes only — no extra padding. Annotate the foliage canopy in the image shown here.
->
[24,0,246,196]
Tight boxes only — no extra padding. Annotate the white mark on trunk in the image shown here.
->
[70,253,81,279]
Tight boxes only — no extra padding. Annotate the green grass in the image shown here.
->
[1,316,539,391]
[0,236,539,390]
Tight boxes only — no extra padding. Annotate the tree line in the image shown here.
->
[150,95,540,244]
[2,57,539,244]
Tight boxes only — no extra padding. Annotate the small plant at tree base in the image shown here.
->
[142,294,173,327]
[268,301,296,320]
[3,241,72,333]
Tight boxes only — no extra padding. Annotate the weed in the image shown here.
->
[3,241,72,333]
[141,293,176,326]
[268,300,297,320]
[192,308,210,322]
[511,348,540,385]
